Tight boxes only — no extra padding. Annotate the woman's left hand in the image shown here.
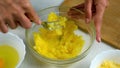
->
[68,0,109,42]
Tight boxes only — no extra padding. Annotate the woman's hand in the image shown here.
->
[85,0,108,42]
[68,0,108,42]
[0,0,41,33]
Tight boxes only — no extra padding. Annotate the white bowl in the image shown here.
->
[90,50,120,68]
[0,32,26,68]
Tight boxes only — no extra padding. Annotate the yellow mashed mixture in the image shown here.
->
[33,12,85,60]
[99,60,120,68]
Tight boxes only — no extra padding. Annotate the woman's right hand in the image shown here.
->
[0,0,41,33]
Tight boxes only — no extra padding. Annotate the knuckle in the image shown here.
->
[11,5,24,15]
[12,11,23,18]
[12,11,19,15]
[99,3,107,9]
[99,0,108,8]
[103,3,108,7]
[22,3,31,9]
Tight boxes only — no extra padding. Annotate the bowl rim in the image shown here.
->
[0,32,26,68]
[26,6,95,65]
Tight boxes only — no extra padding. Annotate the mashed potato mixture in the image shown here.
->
[33,12,85,60]
[99,60,120,68]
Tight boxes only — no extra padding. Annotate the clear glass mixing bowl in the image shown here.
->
[26,6,95,66]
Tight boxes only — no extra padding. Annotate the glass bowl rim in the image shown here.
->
[25,6,95,65]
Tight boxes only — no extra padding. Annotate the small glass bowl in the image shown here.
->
[26,6,95,66]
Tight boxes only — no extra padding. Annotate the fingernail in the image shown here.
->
[37,20,41,25]
[98,37,101,43]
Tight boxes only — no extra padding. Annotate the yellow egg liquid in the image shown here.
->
[0,45,19,68]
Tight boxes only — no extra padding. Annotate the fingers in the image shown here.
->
[21,2,41,24]
[0,0,41,33]
[15,13,32,29]
[23,5,41,25]
[94,0,108,42]
[85,0,93,23]
[0,17,17,33]
[11,4,32,29]
[5,16,17,29]
[15,0,41,25]
[94,3,106,42]
[0,19,8,33]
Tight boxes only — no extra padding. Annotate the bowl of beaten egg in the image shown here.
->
[26,6,95,65]
[0,32,26,68]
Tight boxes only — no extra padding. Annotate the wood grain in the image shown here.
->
[60,0,120,49]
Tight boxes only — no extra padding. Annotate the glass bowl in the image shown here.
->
[25,6,95,66]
